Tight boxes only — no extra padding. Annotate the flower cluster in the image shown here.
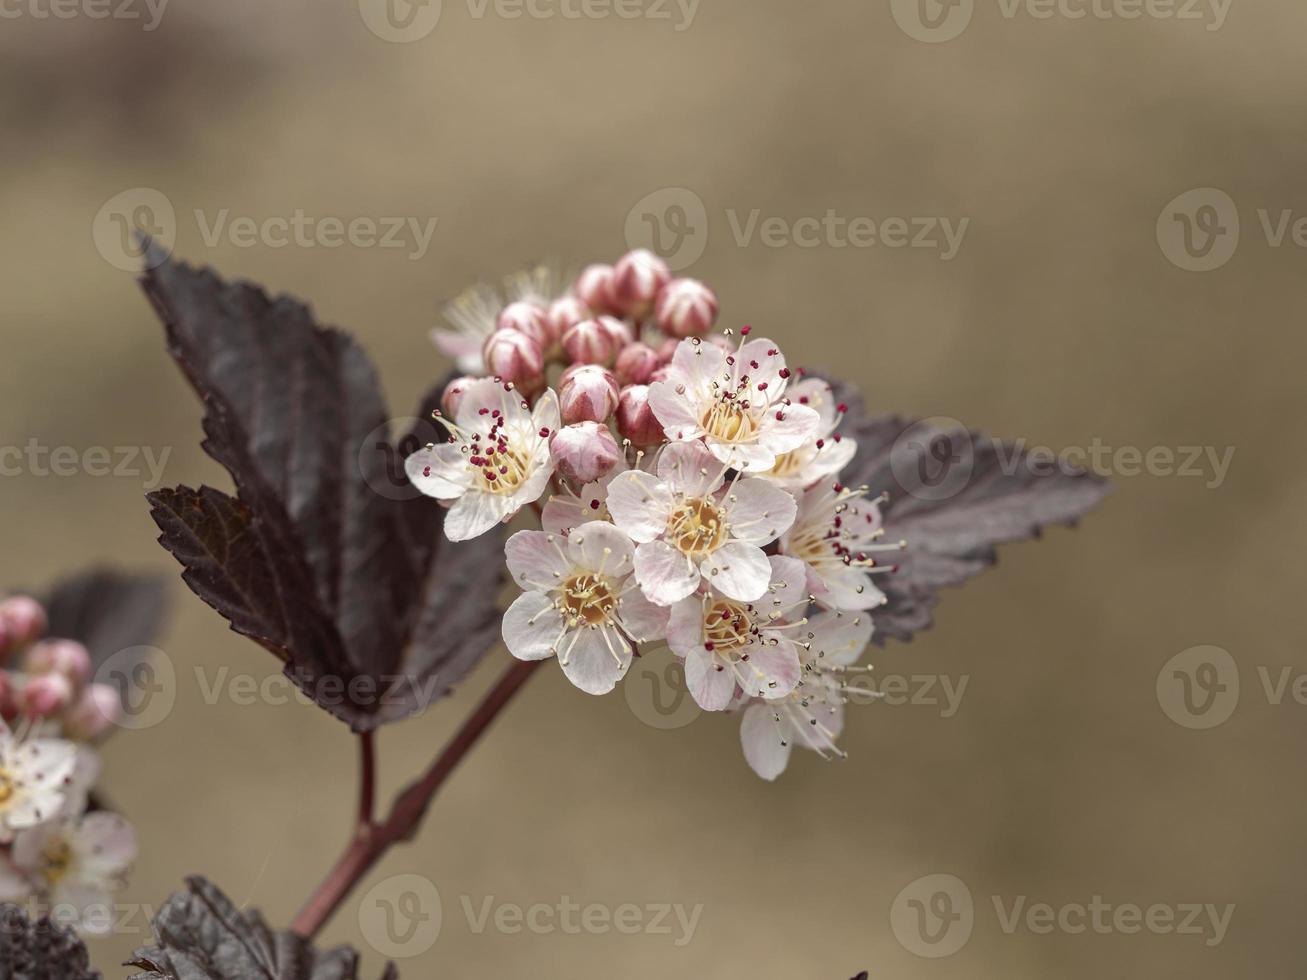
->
[410,251,905,779]
[0,595,135,932]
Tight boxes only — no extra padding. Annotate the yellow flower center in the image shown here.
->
[0,773,13,805]
[40,838,73,887]
[560,574,617,626]
[667,499,728,558]
[701,398,756,442]
[704,600,753,657]
[473,444,531,494]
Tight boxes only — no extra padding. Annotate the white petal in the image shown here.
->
[559,627,631,695]
[634,540,701,606]
[665,597,707,659]
[444,490,514,542]
[455,378,516,431]
[502,592,564,661]
[618,589,670,644]
[531,387,561,433]
[706,438,775,474]
[699,541,772,603]
[741,638,802,700]
[807,609,874,666]
[605,471,672,543]
[567,521,635,576]
[734,338,785,391]
[504,531,571,592]
[684,647,736,711]
[405,444,472,501]
[813,564,885,611]
[758,403,821,456]
[647,381,703,443]
[668,336,726,386]
[740,702,792,781]
[657,442,723,498]
[723,478,797,545]
[763,555,811,617]
[75,812,137,874]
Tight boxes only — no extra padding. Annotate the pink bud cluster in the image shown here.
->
[442,250,720,487]
[0,595,119,739]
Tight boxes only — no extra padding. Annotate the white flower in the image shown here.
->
[0,729,78,839]
[664,556,809,711]
[0,812,137,934]
[647,336,821,471]
[432,266,557,374]
[406,379,560,542]
[780,481,904,611]
[606,442,798,605]
[739,609,874,780]
[756,378,857,487]
[541,464,625,536]
[502,522,669,695]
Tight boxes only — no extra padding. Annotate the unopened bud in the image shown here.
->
[63,684,121,741]
[574,264,620,316]
[0,672,16,723]
[22,672,73,719]
[559,365,620,425]
[562,316,630,367]
[482,328,545,390]
[24,639,93,687]
[615,342,662,386]
[612,249,671,319]
[549,422,621,485]
[616,385,666,448]
[441,376,480,418]
[496,300,551,348]
[655,278,719,338]
[546,295,591,343]
[0,596,46,651]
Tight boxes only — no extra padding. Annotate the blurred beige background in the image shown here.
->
[1,1,1303,976]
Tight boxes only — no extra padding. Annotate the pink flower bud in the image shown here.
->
[0,672,17,723]
[559,365,620,425]
[63,683,121,741]
[612,249,671,319]
[22,672,73,719]
[549,422,620,486]
[616,385,666,448]
[441,375,479,418]
[546,296,590,343]
[482,328,545,390]
[0,596,46,651]
[615,342,662,386]
[562,316,630,367]
[24,639,93,686]
[574,264,619,316]
[655,278,719,338]
[496,300,551,347]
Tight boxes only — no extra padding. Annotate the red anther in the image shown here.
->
[750,360,760,369]
[590,499,601,510]
[767,348,778,356]
[757,382,768,391]
[539,427,552,438]
[704,642,716,651]
[833,433,842,442]
[741,326,752,336]
[423,466,431,477]
[775,411,785,420]
[816,439,825,450]
[779,368,792,379]
[837,403,848,414]
[479,408,490,415]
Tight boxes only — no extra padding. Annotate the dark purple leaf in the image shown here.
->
[0,904,101,980]
[127,877,395,980]
[141,250,503,730]
[835,388,1110,643]
[43,568,169,670]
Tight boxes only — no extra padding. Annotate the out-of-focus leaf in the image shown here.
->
[141,250,503,730]
[835,387,1110,643]
[0,904,101,980]
[127,877,395,980]
[43,568,169,669]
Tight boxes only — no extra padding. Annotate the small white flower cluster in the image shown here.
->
[410,252,905,779]
[0,596,136,932]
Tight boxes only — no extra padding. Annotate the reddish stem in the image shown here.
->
[290,658,542,939]
[356,731,376,827]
